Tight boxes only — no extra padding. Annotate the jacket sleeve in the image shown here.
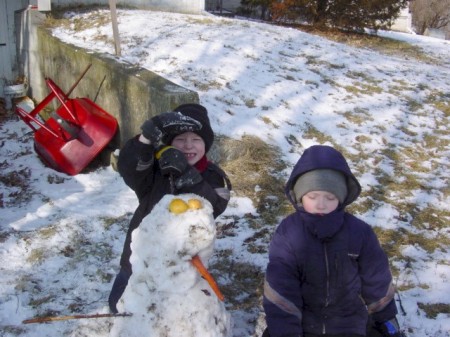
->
[263,219,303,337]
[178,164,230,219]
[359,225,398,323]
[117,136,157,201]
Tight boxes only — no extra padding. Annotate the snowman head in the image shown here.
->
[129,194,216,292]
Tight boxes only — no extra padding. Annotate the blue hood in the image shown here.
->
[286,145,361,207]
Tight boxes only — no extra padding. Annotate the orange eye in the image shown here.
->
[187,199,202,210]
[169,198,189,214]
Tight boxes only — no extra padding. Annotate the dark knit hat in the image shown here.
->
[167,103,214,153]
[293,169,348,204]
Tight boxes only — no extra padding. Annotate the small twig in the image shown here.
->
[393,263,407,316]
[15,294,20,314]
[23,312,131,324]
[397,292,407,316]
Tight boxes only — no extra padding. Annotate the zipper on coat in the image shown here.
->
[323,243,329,334]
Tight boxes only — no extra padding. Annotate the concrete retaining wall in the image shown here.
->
[50,0,204,14]
[19,10,199,148]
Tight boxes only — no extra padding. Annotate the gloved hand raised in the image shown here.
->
[158,111,202,144]
[375,318,406,337]
[156,146,188,177]
[140,118,164,147]
[140,112,202,148]
[156,146,202,189]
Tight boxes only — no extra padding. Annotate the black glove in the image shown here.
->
[157,146,202,188]
[174,166,202,189]
[158,111,202,144]
[375,318,406,337]
[141,112,201,147]
[157,146,188,177]
[140,118,164,147]
[136,142,154,171]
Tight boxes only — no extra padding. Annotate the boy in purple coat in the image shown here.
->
[263,145,405,337]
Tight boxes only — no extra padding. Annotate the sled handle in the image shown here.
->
[67,64,92,97]
[45,78,79,123]
[15,105,63,139]
[41,63,92,124]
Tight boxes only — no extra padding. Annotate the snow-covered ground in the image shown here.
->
[1,9,449,337]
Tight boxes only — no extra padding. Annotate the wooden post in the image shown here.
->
[109,0,121,56]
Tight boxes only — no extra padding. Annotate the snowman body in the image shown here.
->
[110,194,231,337]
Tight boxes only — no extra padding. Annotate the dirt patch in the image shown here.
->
[0,99,8,123]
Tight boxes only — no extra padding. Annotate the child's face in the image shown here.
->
[171,132,206,166]
[301,191,339,215]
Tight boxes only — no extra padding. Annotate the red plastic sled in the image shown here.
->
[15,76,118,175]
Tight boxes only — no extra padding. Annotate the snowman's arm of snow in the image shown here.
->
[191,255,224,301]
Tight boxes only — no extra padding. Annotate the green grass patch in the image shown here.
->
[43,6,111,31]
[294,25,439,64]
[343,82,383,96]
[100,213,132,231]
[211,256,264,310]
[374,227,449,257]
[417,302,450,319]
[26,247,48,265]
[426,91,450,117]
[342,107,373,126]
[301,122,334,144]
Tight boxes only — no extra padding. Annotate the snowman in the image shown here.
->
[109,193,231,337]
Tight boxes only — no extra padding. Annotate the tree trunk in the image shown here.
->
[314,0,329,25]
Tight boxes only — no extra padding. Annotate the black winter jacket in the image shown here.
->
[117,136,231,271]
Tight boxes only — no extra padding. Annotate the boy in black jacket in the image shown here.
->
[108,103,231,313]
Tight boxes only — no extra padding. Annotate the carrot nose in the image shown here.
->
[190,255,225,301]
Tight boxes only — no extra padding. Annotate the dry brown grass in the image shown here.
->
[212,135,291,223]
[286,24,439,64]
[209,135,291,310]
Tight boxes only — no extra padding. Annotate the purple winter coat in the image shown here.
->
[263,145,397,337]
